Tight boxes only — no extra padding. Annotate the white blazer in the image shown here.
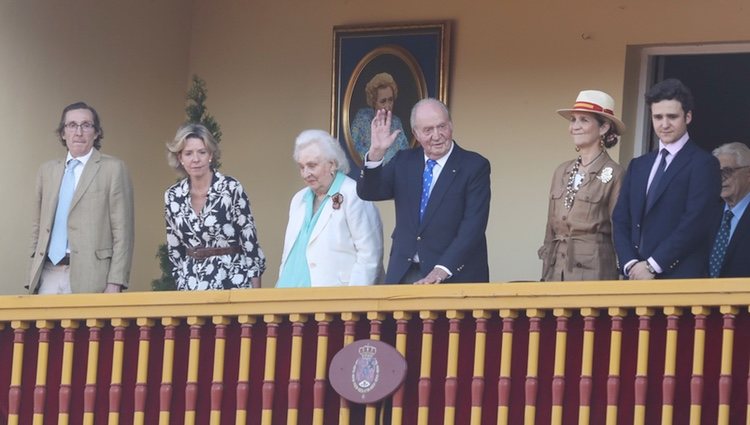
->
[279,176,384,286]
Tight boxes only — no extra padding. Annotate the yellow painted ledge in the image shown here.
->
[1,279,749,321]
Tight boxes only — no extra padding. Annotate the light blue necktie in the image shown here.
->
[48,159,80,264]
[709,209,734,278]
[419,159,437,221]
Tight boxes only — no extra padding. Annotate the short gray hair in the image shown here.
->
[713,142,750,167]
[410,98,451,130]
[293,129,350,174]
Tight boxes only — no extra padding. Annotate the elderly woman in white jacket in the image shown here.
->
[277,130,384,287]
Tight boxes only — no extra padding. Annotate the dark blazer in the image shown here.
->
[612,140,721,278]
[715,205,750,277]
[357,142,491,283]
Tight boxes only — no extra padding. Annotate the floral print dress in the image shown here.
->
[165,171,266,290]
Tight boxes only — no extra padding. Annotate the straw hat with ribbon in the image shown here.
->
[557,90,626,134]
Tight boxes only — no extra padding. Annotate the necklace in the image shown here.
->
[581,149,604,168]
[563,156,583,210]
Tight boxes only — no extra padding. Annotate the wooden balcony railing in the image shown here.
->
[1,280,750,424]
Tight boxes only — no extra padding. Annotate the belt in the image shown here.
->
[185,246,242,260]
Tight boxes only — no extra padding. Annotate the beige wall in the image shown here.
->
[2,1,749,293]
[187,0,750,284]
[0,1,192,294]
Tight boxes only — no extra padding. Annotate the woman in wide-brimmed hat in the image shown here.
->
[538,90,626,281]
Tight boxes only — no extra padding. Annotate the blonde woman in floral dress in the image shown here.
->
[164,124,265,290]
[539,90,625,281]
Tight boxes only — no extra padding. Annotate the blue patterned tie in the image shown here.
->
[419,159,437,221]
[709,209,734,278]
[48,159,80,264]
[646,149,669,210]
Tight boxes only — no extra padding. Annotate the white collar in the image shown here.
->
[424,140,454,167]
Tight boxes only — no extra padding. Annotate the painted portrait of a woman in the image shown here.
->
[350,72,409,163]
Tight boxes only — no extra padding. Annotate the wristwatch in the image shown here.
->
[644,261,656,275]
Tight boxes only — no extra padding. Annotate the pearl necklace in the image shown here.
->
[563,150,604,210]
[563,157,583,210]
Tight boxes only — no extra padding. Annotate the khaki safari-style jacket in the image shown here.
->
[539,151,623,281]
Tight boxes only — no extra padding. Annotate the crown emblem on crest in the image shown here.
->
[358,344,377,358]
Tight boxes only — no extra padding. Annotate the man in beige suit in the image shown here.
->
[29,102,134,294]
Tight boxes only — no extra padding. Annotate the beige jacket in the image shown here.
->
[539,151,623,281]
[29,149,134,293]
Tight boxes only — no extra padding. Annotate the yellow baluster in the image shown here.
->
[83,319,104,425]
[497,309,518,425]
[262,314,282,425]
[58,319,79,425]
[551,309,572,425]
[471,310,490,425]
[108,318,130,425]
[690,306,710,425]
[417,311,437,425]
[524,309,545,425]
[159,317,181,425]
[365,312,385,425]
[338,312,359,425]
[185,316,205,425]
[718,306,738,425]
[634,308,654,425]
[444,310,464,425]
[578,308,599,425]
[33,320,54,425]
[312,313,333,425]
[287,314,308,425]
[235,315,255,425]
[662,307,682,425]
[391,311,411,425]
[8,321,29,425]
[210,316,231,425]
[134,318,155,425]
[606,308,627,425]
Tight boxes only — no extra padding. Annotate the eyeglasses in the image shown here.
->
[419,122,450,137]
[720,165,750,180]
[64,122,96,133]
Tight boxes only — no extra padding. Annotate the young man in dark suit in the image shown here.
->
[613,79,721,279]
[709,142,750,278]
[357,98,491,284]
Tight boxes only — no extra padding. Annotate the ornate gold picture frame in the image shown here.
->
[331,22,452,172]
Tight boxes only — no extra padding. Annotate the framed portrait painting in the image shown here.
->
[331,21,452,174]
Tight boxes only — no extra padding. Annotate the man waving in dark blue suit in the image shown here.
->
[613,79,721,279]
[357,98,491,284]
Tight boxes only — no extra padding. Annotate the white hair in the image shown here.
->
[713,142,750,167]
[293,129,350,174]
[410,98,451,129]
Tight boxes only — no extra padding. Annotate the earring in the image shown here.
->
[575,146,581,152]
